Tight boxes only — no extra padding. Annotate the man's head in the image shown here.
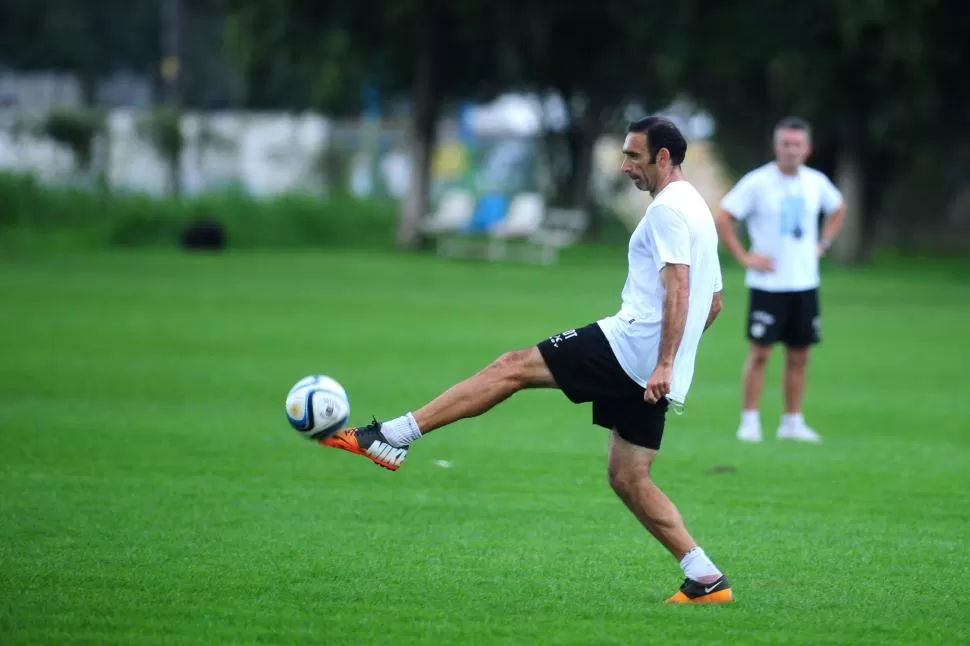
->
[621,116,687,196]
[773,117,812,174]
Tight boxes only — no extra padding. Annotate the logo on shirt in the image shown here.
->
[779,193,806,239]
[549,329,578,348]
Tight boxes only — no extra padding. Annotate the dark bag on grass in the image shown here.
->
[180,218,226,251]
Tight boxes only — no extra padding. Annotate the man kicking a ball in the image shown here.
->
[321,116,731,604]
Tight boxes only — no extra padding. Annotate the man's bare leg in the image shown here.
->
[743,343,773,412]
[607,431,698,560]
[738,343,772,442]
[606,430,733,603]
[783,346,809,415]
[777,345,820,441]
[412,347,557,434]
[319,347,557,469]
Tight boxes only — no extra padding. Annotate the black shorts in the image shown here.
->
[536,323,668,450]
[747,288,821,348]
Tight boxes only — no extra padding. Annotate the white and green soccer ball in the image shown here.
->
[284,375,350,440]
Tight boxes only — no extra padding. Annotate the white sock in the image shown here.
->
[679,546,722,584]
[380,413,423,448]
[741,410,760,427]
[782,412,804,427]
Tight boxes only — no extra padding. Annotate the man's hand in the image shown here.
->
[743,253,775,272]
[645,364,672,404]
[716,210,774,274]
[817,238,833,258]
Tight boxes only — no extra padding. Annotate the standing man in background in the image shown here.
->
[715,117,846,443]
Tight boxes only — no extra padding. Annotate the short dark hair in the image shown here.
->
[775,116,812,138]
[627,116,687,166]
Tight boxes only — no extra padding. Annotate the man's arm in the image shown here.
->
[818,204,846,256]
[645,263,689,404]
[704,291,723,332]
[715,209,774,272]
[714,209,748,266]
[817,175,847,256]
[658,263,690,367]
[644,206,691,404]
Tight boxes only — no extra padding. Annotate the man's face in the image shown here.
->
[774,127,811,172]
[620,132,661,194]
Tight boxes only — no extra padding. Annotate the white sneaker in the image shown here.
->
[777,422,821,443]
[736,423,763,443]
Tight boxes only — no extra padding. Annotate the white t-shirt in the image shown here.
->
[720,162,843,292]
[597,181,722,407]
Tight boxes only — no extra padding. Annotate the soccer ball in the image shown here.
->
[284,375,350,440]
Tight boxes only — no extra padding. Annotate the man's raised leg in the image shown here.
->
[319,347,557,470]
[411,347,557,434]
[606,431,733,603]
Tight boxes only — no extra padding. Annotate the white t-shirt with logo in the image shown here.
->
[720,162,843,292]
[597,181,722,407]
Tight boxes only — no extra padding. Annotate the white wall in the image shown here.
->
[0,108,332,197]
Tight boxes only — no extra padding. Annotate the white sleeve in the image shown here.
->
[819,174,844,217]
[720,173,756,221]
[714,260,723,292]
[646,205,691,273]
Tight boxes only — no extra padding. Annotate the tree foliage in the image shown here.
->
[3,0,968,252]
[677,0,970,256]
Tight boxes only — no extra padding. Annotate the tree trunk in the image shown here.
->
[162,0,183,197]
[547,91,599,238]
[168,151,182,197]
[396,0,440,250]
[831,146,864,263]
[831,114,888,265]
[569,118,599,239]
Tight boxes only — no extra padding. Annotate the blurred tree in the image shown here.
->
[676,0,970,261]
[223,0,688,244]
[0,0,241,110]
[0,0,161,102]
[222,0,508,248]
[502,1,684,237]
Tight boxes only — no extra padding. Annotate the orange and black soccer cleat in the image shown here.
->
[319,418,408,471]
[665,576,734,604]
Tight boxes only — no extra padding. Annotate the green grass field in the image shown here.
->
[1,247,969,645]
